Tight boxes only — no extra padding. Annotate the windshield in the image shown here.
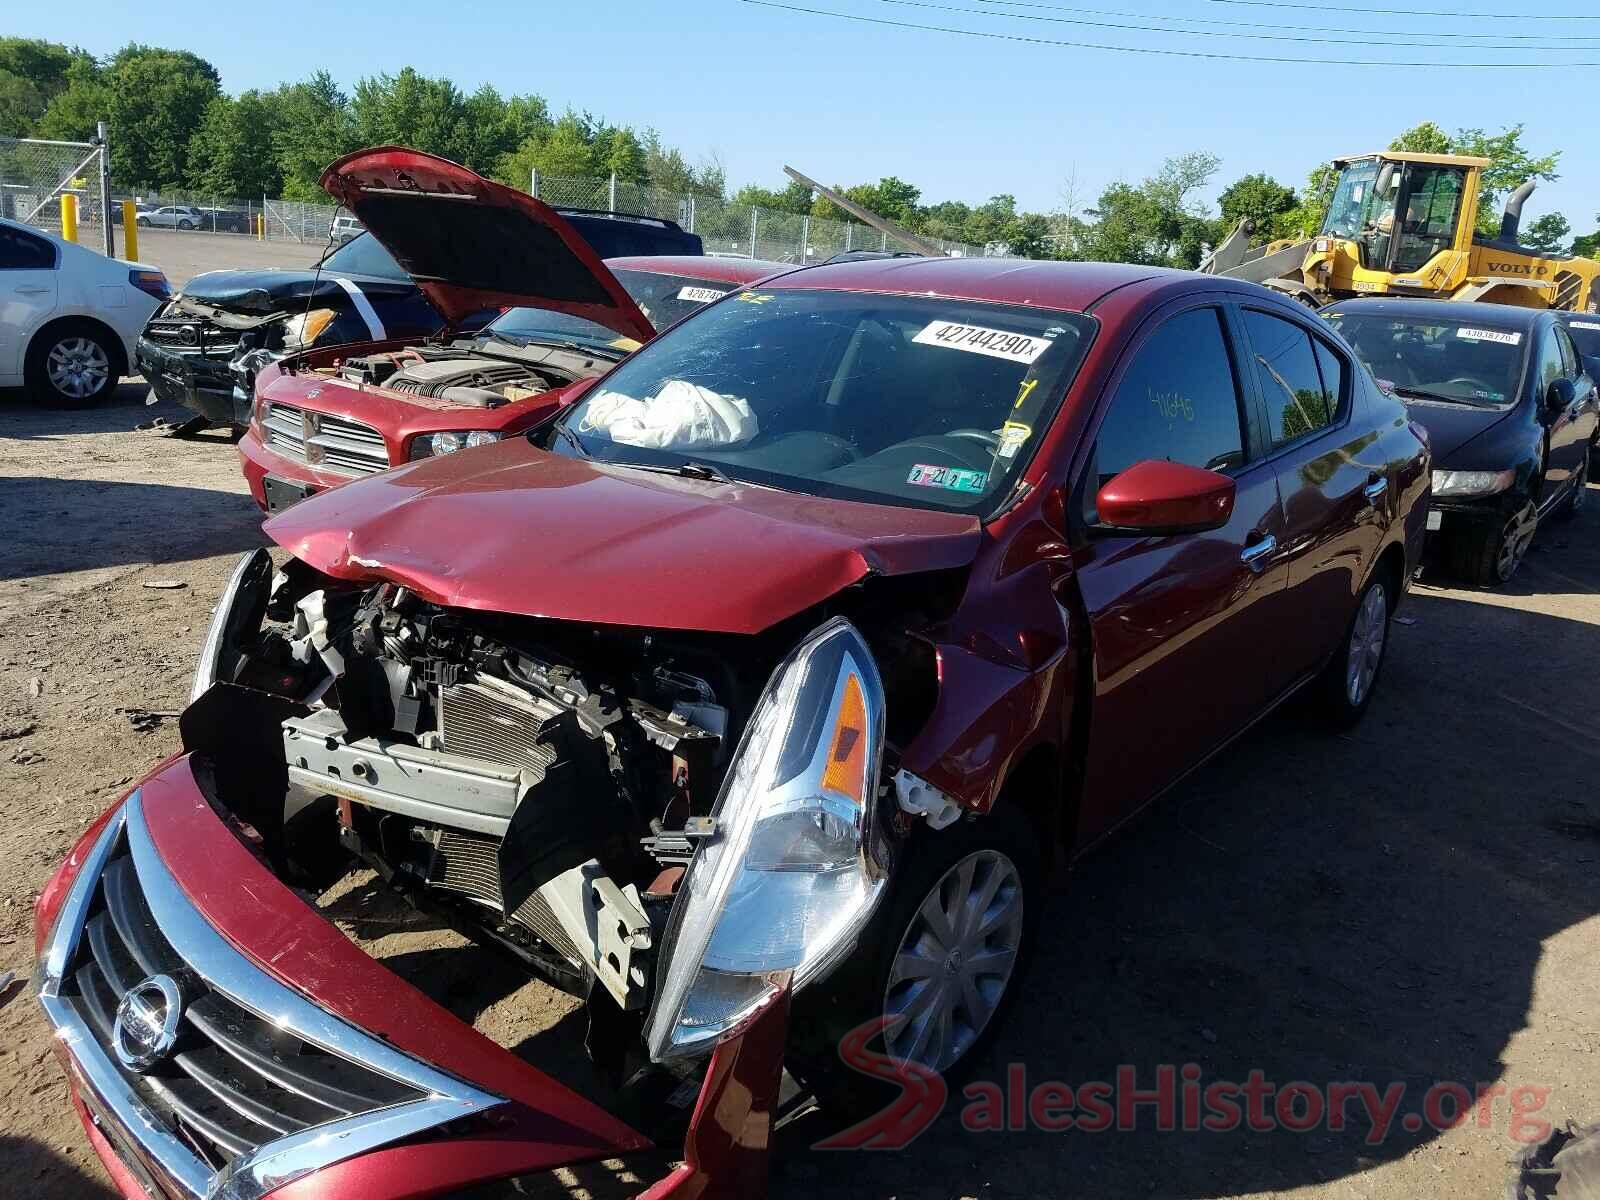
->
[1321,161,1391,240]
[319,232,408,281]
[1324,311,1526,407]
[485,269,746,352]
[546,289,1095,516]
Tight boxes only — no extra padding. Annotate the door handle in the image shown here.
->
[1240,533,1277,572]
[14,286,50,295]
[1363,476,1389,504]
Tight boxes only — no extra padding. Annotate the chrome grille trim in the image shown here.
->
[35,790,504,1200]
[259,403,389,477]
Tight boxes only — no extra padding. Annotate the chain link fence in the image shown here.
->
[0,135,108,243]
[532,170,987,261]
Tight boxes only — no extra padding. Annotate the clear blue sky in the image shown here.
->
[11,0,1598,230]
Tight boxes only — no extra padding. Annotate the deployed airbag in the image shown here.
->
[578,380,758,450]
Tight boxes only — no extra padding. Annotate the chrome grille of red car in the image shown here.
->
[34,792,503,1200]
[261,402,390,476]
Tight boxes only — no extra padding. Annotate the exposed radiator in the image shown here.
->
[429,828,582,965]
[438,676,566,777]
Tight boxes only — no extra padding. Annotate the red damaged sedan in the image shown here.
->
[238,148,788,513]
[35,229,1429,1197]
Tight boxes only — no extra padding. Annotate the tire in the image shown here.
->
[25,322,120,409]
[177,219,194,230]
[1454,497,1538,586]
[135,217,150,227]
[1555,449,1590,520]
[788,803,1043,1119]
[1314,569,1393,728]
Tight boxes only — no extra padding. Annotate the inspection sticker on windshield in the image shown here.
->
[914,320,1053,364]
[677,286,725,304]
[908,464,988,493]
[1456,327,1522,346]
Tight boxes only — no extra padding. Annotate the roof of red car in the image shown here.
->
[764,256,1192,312]
[605,255,793,284]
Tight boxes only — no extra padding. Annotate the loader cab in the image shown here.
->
[1319,154,1482,276]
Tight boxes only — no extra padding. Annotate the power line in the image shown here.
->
[974,0,1600,40]
[1196,0,1600,18]
[882,0,1600,49]
[739,0,1600,64]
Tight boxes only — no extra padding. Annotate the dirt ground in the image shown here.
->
[1,377,1596,1199]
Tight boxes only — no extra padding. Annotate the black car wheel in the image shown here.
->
[1556,450,1590,520]
[177,218,194,230]
[789,803,1043,1119]
[26,322,120,409]
[1315,569,1392,727]
[1459,498,1538,586]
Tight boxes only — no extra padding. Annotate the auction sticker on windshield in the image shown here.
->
[914,320,1054,364]
[908,464,988,493]
[1572,321,1600,332]
[677,286,724,303]
[1456,328,1522,346]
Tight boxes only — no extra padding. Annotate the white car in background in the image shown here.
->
[135,205,205,230]
[0,217,170,407]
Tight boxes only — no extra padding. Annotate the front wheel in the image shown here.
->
[1315,571,1392,727]
[135,217,150,227]
[789,804,1042,1118]
[26,324,119,409]
[1457,498,1538,586]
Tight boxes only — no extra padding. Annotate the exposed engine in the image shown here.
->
[334,346,574,407]
[191,561,762,1015]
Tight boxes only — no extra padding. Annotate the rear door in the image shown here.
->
[0,223,59,380]
[1072,300,1290,839]
[1234,304,1388,681]
[1538,323,1586,493]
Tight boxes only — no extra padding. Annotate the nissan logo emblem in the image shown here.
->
[112,974,183,1071]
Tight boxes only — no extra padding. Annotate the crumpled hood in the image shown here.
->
[177,267,417,317]
[1400,398,1516,461]
[263,437,982,634]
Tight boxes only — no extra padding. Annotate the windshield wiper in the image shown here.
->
[478,330,623,360]
[607,459,736,484]
[545,420,589,458]
[1392,385,1492,407]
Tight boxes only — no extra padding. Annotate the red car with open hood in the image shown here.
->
[237,147,788,512]
[35,224,1429,1198]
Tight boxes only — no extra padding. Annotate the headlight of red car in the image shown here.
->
[645,617,891,1061]
[409,430,502,460]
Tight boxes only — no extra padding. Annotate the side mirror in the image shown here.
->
[1546,376,1576,418]
[1095,460,1237,535]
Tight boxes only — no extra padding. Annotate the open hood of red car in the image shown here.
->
[319,147,655,342]
[263,438,983,635]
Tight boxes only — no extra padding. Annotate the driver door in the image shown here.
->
[1539,325,1587,494]
[1070,301,1291,841]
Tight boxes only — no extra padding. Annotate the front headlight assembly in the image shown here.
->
[281,307,338,351]
[1432,468,1515,498]
[645,617,891,1062]
[409,430,502,460]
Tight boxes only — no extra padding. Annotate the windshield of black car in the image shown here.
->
[1563,318,1600,361]
[1323,312,1525,407]
[485,269,740,352]
[319,232,408,280]
[544,289,1094,516]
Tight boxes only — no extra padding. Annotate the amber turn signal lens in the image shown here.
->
[820,671,868,802]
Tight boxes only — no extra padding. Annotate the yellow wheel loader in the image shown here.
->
[1202,152,1600,313]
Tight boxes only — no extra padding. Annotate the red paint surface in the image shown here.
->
[263,438,983,634]
[1095,459,1236,532]
[319,147,655,341]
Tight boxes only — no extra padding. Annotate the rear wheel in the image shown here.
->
[177,218,194,230]
[26,322,119,409]
[1315,570,1392,727]
[789,804,1042,1118]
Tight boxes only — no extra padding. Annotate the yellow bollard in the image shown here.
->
[122,201,138,261]
[60,193,78,243]
[255,213,264,240]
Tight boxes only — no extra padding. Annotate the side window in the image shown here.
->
[1092,307,1247,494]
[1536,332,1565,395]
[1555,327,1580,379]
[1242,309,1337,448]
[1312,338,1348,414]
[0,226,55,269]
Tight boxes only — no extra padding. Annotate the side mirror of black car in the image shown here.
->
[1546,377,1576,419]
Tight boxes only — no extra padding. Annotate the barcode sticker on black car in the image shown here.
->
[913,320,1053,364]
[1456,328,1522,346]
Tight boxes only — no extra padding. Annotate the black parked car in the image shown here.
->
[1325,298,1599,585]
[1556,310,1600,376]
[137,209,703,429]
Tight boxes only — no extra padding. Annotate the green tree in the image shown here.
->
[1573,214,1600,260]
[185,90,282,198]
[36,54,110,141]
[0,38,88,134]
[102,45,221,188]
[269,73,355,200]
[0,71,44,137]
[728,181,812,214]
[458,86,547,176]
[1390,121,1560,235]
[1521,212,1571,254]
[1077,153,1220,267]
[1218,172,1299,240]
[351,68,471,164]
[594,125,647,183]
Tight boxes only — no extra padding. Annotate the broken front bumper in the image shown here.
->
[136,338,242,426]
[34,757,787,1199]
